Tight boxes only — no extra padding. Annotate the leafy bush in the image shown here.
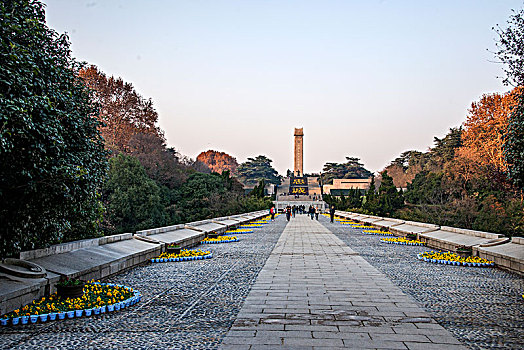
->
[0,0,107,257]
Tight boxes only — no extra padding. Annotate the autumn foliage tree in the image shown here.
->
[79,65,164,153]
[196,150,239,174]
[458,87,523,174]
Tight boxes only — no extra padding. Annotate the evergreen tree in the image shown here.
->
[377,171,404,216]
[0,0,107,256]
[236,155,281,187]
[251,179,266,199]
[103,155,167,233]
[504,94,524,191]
[321,157,372,184]
[362,175,378,213]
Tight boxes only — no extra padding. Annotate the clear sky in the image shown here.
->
[43,0,522,175]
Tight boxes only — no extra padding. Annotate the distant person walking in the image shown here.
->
[308,205,315,220]
[286,205,291,221]
[315,207,319,220]
[270,206,275,221]
[329,205,335,223]
[292,205,296,218]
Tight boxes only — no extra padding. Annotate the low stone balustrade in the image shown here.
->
[0,210,268,316]
[336,210,523,276]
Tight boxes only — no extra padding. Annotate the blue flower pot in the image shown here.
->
[114,303,121,311]
[1,318,8,326]
[30,315,39,323]
[66,311,75,319]
[75,310,83,317]
[48,313,57,321]
[21,316,29,324]
[11,317,20,325]
[107,304,115,312]
[39,314,48,323]
[85,309,92,317]
[93,307,100,315]
[100,306,107,313]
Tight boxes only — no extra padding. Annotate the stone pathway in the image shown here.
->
[2,214,521,349]
[220,216,466,349]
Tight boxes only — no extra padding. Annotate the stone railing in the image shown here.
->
[0,210,269,316]
[335,210,523,276]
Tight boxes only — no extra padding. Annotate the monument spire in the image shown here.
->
[294,128,304,177]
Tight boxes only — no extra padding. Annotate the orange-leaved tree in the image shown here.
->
[79,65,164,153]
[459,86,523,173]
[196,150,239,174]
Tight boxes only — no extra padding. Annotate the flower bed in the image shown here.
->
[251,220,269,225]
[239,224,263,228]
[151,249,212,263]
[335,219,358,224]
[380,237,426,246]
[362,229,394,236]
[0,282,140,326]
[417,251,494,267]
[224,229,253,234]
[201,236,239,244]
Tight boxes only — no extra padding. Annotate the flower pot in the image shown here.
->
[114,303,121,311]
[75,309,83,317]
[100,305,107,313]
[1,318,8,326]
[58,312,66,320]
[57,283,85,299]
[85,309,92,317]
[21,316,29,324]
[107,304,115,312]
[48,313,57,321]
[93,307,100,315]
[66,311,75,319]
[11,317,20,325]
[30,315,39,323]
[39,314,48,323]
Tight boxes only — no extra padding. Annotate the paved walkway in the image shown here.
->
[220,216,466,349]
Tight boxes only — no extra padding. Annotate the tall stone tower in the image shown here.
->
[294,128,304,177]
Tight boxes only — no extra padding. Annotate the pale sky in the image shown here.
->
[43,0,522,175]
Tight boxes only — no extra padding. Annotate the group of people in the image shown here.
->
[273,204,336,223]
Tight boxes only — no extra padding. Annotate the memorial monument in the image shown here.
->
[294,128,304,177]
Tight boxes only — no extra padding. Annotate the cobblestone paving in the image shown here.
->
[0,216,287,350]
[323,216,524,350]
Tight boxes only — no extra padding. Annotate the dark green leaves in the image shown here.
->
[0,0,107,257]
